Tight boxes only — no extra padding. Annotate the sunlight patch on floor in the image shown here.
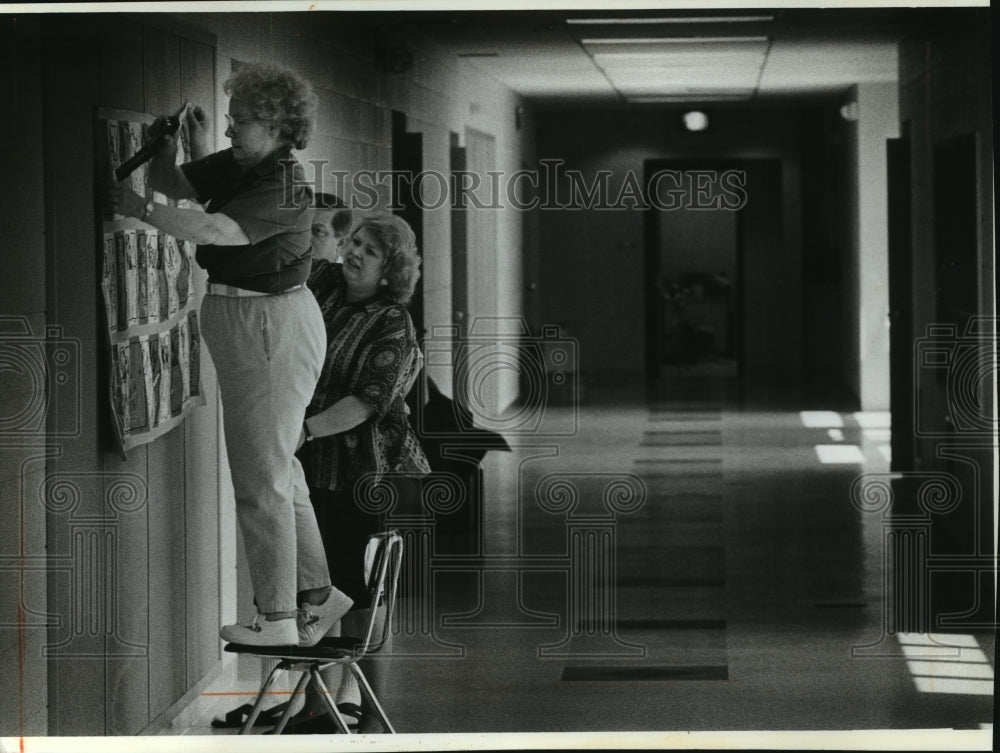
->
[897,633,995,696]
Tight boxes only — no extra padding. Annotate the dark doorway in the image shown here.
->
[932,133,979,331]
[924,131,992,631]
[643,159,742,380]
[887,126,914,472]
[391,110,424,340]
[644,159,785,385]
[392,110,424,420]
[450,131,469,345]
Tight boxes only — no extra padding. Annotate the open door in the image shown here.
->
[918,131,993,631]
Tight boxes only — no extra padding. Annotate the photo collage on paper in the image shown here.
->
[97,112,205,450]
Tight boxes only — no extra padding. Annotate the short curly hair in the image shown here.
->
[224,63,318,150]
[314,193,353,236]
[353,213,421,306]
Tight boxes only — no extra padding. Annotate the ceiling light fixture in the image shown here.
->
[683,111,710,131]
[583,36,769,45]
[567,16,774,25]
[628,95,749,104]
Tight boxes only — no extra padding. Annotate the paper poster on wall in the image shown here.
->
[96,106,205,457]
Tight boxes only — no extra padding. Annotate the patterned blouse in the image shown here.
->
[301,259,430,491]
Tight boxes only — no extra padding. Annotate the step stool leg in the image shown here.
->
[310,663,353,734]
[349,661,396,733]
[272,670,311,735]
[240,660,287,735]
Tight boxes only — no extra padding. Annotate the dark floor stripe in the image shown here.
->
[650,409,721,416]
[619,544,724,557]
[625,507,724,522]
[645,429,721,435]
[618,576,725,588]
[615,618,726,630]
[635,458,721,464]
[648,494,723,502]
[639,437,722,447]
[641,458,722,464]
[643,433,721,440]
[649,411,722,423]
[644,437,721,445]
[640,472,722,479]
[562,665,729,682]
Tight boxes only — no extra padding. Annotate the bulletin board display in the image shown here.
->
[95,107,205,457]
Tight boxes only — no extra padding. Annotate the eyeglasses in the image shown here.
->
[224,113,271,134]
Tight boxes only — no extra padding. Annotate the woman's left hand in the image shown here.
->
[106,182,145,219]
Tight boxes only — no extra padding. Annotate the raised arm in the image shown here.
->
[108,103,252,245]
[149,104,210,200]
[107,183,250,246]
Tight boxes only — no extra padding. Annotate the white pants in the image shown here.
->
[201,286,329,613]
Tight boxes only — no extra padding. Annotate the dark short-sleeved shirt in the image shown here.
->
[300,259,430,491]
[181,147,313,294]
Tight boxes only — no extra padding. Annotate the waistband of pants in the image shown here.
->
[206,283,304,298]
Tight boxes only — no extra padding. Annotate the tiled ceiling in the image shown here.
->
[409,9,907,104]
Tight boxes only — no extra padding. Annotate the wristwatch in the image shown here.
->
[141,200,155,221]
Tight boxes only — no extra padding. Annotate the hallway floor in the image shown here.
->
[163,371,996,744]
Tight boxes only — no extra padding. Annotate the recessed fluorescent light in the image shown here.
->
[457,52,500,58]
[620,87,755,96]
[594,52,766,62]
[628,95,750,104]
[568,16,774,25]
[583,36,769,45]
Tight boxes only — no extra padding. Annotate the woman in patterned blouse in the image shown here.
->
[292,210,430,732]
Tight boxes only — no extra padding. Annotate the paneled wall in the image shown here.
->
[0,14,222,736]
[0,13,49,738]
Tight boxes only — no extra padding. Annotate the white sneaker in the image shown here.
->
[220,612,298,646]
[297,587,354,647]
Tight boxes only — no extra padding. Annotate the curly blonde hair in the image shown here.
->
[224,63,317,150]
[354,213,421,305]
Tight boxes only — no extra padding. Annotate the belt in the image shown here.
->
[206,283,304,298]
